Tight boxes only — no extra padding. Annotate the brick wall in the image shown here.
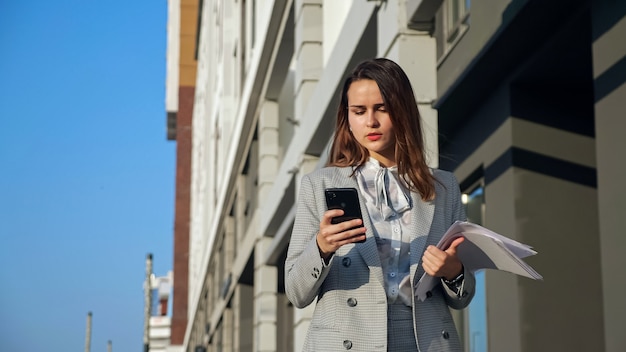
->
[171,85,194,344]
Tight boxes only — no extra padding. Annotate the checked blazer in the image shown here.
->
[285,166,475,352]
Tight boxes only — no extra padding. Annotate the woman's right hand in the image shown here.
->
[316,209,367,260]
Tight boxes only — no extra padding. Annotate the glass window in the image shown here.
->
[463,184,487,352]
[446,0,470,42]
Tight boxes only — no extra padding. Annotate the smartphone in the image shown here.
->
[324,187,366,243]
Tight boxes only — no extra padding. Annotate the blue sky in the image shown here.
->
[0,1,175,351]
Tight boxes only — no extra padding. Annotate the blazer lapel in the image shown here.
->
[356,191,385,287]
[408,191,435,286]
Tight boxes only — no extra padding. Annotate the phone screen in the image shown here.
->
[324,188,365,242]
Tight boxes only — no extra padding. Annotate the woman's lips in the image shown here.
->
[366,133,381,141]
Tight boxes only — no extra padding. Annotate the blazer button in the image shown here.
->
[312,267,320,278]
[347,298,357,307]
[342,257,351,267]
[426,291,432,298]
[343,340,353,349]
[442,330,450,339]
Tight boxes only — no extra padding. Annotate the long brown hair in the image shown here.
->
[328,58,437,201]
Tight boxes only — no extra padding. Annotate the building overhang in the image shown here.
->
[406,0,443,31]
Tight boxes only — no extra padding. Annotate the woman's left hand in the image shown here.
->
[421,237,464,280]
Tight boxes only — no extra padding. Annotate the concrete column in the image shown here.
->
[592,2,626,351]
[233,283,254,352]
[292,3,325,351]
[254,100,281,352]
[240,284,254,352]
[215,239,223,312]
[276,294,294,352]
[292,4,323,345]
[258,101,280,205]
[254,237,278,352]
[293,303,316,352]
[236,175,247,243]
[296,155,319,197]
[291,154,319,352]
[232,287,241,352]
[377,0,439,167]
[322,0,352,65]
[223,306,234,352]
[223,216,236,351]
[294,0,323,120]
[225,215,236,272]
[205,269,213,347]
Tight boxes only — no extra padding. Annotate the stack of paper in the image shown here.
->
[415,221,542,301]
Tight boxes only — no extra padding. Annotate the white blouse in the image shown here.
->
[355,158,413,306]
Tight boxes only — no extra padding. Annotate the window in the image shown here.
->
[437,0,471,63]
[451,168,488,351]
[463,183,488,352]
[446,0,470,43]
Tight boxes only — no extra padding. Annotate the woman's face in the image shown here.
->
[347,79,396,167]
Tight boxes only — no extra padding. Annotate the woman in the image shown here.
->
[285,58,475,351]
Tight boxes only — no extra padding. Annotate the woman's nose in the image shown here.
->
[366,111,379,127]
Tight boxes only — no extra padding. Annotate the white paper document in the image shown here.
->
[415,221,542,301]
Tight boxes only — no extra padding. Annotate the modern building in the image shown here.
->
[143,254,175,352]
[164,0,626,351]
[148,272,175,352]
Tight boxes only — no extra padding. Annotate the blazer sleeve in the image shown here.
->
[284,174,332,308]
[440,171,476,310]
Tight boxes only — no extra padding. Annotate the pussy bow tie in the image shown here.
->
[371,165,411,220]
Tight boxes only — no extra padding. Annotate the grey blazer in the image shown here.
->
[285,166,475,352]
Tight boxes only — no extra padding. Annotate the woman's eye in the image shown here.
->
[352,110,365,115]
[377,106,387,112]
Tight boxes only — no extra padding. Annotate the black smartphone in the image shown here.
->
[324,187,366,243]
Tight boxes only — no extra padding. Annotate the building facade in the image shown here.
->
[149,271,175,352]
[164,0,626,351]
[165,0,198,351]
